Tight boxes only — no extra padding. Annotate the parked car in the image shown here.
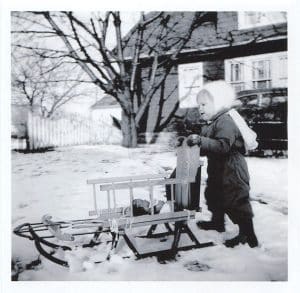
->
[234,87,287,152]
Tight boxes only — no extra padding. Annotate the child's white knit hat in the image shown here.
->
[201,80,236,113]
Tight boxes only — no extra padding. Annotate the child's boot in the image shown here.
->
[197,214,225,232]
[224,218,258,248]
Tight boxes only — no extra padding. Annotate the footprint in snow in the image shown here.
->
[32,173,42,177]
[18,203,28,209]
[184,261,210,272]
[162,166,173,172]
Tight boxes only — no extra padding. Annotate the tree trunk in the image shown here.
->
[121,111,138,148]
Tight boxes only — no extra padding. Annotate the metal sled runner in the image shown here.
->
[13,140,214,267]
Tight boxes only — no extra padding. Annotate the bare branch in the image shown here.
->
[11,30,58,34]
[40,11,113,95]
[140,12,164,26]
[89,17,120,79]
[66,12,111,83]
[61,12,120,84]
[102,12,111,42]
[112,12,126,79]
[130,12,145,92]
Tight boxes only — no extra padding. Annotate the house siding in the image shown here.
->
[203,60,225,81]
[144,60,225,132]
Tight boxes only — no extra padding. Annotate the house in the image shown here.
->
[123,11,287,132]
[60,95,96,118]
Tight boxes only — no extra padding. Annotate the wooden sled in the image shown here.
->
[13,138,214,267]
[86,172,214,261]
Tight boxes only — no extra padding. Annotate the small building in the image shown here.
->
[90,94,122,125]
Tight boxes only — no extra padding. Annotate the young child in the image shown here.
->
[186,80,258,248]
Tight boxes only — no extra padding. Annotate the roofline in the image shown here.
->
[91,104,121,110]
[123,34,287,62]
[176,34,287,55]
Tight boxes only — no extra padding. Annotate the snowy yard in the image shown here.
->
[11,144,288,281]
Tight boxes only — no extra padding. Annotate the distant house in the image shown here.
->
[123,11,287,132]
[90,94,122,126]
[60,95,96,118]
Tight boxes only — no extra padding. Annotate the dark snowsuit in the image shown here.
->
[166,108,253,223]
[200,109,253,224]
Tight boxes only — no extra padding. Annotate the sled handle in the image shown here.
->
[170,183,175,212]
[107,190,111,215]
[13,223,34,240]
[92,184,99,217]
[129,180,134,217]
[112,183,117,212]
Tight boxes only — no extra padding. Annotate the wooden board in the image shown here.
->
[72,211,195,230]
[99,177,195,191]
[89,207,125,217]
[175,138,200,210]
[87,173,169,185]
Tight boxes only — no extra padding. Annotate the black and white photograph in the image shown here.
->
[1,0,299,291]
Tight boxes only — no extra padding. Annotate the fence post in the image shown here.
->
[33,114,38,149]
[27,111,33,150]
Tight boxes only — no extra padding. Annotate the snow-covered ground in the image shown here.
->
[11,144,287,281]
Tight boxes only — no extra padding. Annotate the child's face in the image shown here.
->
[197,93,215,121]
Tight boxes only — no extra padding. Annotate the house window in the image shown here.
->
[252,60,271,89]
[178,62,203,108]
[279,56,287,81]
[229,62,245,92]
[238,12,287,29]
[225,52,287,92]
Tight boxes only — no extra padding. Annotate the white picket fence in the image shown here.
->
[27,112,122,150]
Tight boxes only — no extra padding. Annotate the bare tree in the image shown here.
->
[11,51,88,118]
[11,47,94,150]
[12,11,216,147]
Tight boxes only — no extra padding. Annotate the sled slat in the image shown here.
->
[129,185,134,217]
[87,173,169,185]
[74,211,195,230]
[100,178,195,191]
[107,211,195,229]
[89,207,125,217]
